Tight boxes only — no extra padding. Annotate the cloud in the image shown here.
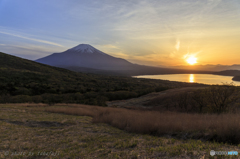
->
[175,39,180,51]
[0,43,66,59]
[0,31,62,47]
[1,0,239,66]
[7,44,61,53]
[183,51,202,60]
[109,51,129,59]
[101,44,119,49]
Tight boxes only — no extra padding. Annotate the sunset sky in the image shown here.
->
[1,0,240,66]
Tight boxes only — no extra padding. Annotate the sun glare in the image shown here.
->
[186,56,197,65]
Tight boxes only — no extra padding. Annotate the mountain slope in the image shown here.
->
[0,51,77,75]
[36,44,133,70]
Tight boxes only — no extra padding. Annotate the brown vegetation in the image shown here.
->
[46,104,240,144]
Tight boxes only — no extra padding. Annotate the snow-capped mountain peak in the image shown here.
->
[69,44,100,54]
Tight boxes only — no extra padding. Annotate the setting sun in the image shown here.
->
[186,56,197,65]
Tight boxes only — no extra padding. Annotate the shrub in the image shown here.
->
[205,84,238,113]
[191,83,239,114]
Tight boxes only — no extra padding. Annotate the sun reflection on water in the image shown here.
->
[189,74,194,83]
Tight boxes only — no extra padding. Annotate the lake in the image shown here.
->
[133,74,240,85]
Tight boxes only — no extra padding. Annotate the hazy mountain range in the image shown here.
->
[167,65,240,72]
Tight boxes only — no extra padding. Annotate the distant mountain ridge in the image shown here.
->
[36,44,133,70]
[35,44,214,76]
[168,64,240,72]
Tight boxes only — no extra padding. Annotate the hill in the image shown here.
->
[213,70,240,76]
[0,52,205,105]
[212,70,240,82]
[232,75,240,81]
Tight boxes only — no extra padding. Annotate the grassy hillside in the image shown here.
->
[0,52,205,105]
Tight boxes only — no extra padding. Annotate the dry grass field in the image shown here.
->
[46,104,240,144]
[0,103,240,159]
